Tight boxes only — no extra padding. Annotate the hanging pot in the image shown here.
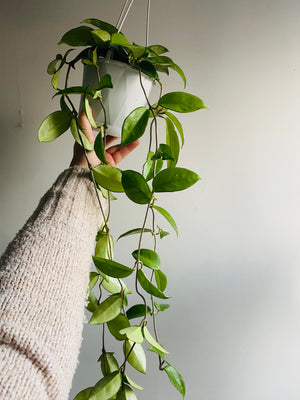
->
[81,57,153,137]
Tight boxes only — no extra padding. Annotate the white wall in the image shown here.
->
[1,0,300,399]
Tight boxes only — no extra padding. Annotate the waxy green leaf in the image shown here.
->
[155,269,167,292]
[165,112,184,147]
[151,144,174,161]
[164,364,186,397]
[148,346,166,360]
[51,70,60,90]
[153,167,200,192]
[83,93,97,128]
[126,304,151,320]
[124,375,143,391]
[47,54,63,75]
[147,45,169,55]
[117,228,152,241]
[82,19,118,34]
[93,257,134,278]
[166,118,179,167]
[86,289,98,313]
[137,269,170,299]
[122,170,152,204]
[95,232,113,259]
[110,32,131,46]
[97,74,113,90]
[99,352,119,376]
[70,118,94,151]
[55,86,94,97]
[94,126,108,165]
[73,387,93,400]
[158,92,206,113]
[139,60,158,80]
[91,29,111,45]
[123,340,146,374]
[59,26,94,46]
[89,272,99,290]
[89,371,122,400]
[121,107,150,146]
[38,111,72,142]
[108,314,130,340]
[152,205,178,236]
[143,326,170,354]
[119,326,144,344]
[100,274,131,295]
[132,249,161,270]
[90,294,123,324]
[142,151,155,181]
[154,301,170,312]
[93,165,124,192]
[116,385,137,400]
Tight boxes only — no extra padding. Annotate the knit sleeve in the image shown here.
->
[0,167,105,400]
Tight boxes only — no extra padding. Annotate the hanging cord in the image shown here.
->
[146,0,151,47]
[116,0,135,32]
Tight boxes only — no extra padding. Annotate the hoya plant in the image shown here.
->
[38,17,205,400]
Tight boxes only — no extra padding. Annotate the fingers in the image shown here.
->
[106,140,140,166]
[105,135,118,147]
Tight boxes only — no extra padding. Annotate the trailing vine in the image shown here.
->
[38,17,205,400]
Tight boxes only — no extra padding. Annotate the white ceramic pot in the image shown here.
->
[81,58,153,136]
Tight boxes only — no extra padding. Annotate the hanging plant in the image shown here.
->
[38,13,205,400]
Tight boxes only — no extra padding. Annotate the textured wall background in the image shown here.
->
[1,0,300,399]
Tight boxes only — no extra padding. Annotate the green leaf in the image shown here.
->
[89,371,122,400]
[55,86,94,97]
[38,111,72,142]
[99,352,119,376]
[93,165,124,192]
[157,226,170,239]
[158,92,206,113]
[148,346,166,360]
[132,249,161,270]
[59,26,95,46]
[139,60,158,80]
[117,228,152,241]
[90,294,123,324]
[164,365,186,397]
[119,326,144,344]
[153,167,200,192]
[98,74,113,90]
[93,257,134,278]
[100,274,131,295]
[92,29,111,45]
[110,32,131,46]
[94,126,108,164]
[60,96,72,114]
[89,272,99,290]
[124,375,143,391]
[86,289,98,313]
[47,54,62,75]
[95,232,113,259]
[122,170,152,205]
[155,270,167,292]
[107,314,130,340]
[124,45,147,59]
[137,269,170,299]
[142,151,155,181]
[143,326,170,354]
[82,19,118,34]
[147,45,169,55]
[73,387,93,400]
[83,93,97,128]
[166,119,179,167]
[51,70,60,90]
[121,107,150,146]
[70,118,94,151]
[148,56,186,87]
[151,144,174,161]
[116,385,137,400]
[154,301,170,312]
[164,112,184,147]
[123,340,146,374]
[126,304,151,320]
[152,205,178,236]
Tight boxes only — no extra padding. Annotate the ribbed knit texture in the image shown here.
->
[0,167,105,400]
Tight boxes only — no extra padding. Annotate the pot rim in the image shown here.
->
[96,56,153,81]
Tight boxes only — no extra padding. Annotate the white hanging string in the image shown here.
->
[116,0,135,32]
[146,0,151,47]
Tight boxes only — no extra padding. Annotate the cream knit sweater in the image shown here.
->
[0,167,104,400]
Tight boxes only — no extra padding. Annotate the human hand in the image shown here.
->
[70,112,140,168]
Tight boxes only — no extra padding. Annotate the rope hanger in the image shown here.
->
[115,0,151,47]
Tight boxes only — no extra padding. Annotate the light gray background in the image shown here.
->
[1,0,300,399]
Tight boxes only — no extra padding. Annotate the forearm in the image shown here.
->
[0,167,105,399]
